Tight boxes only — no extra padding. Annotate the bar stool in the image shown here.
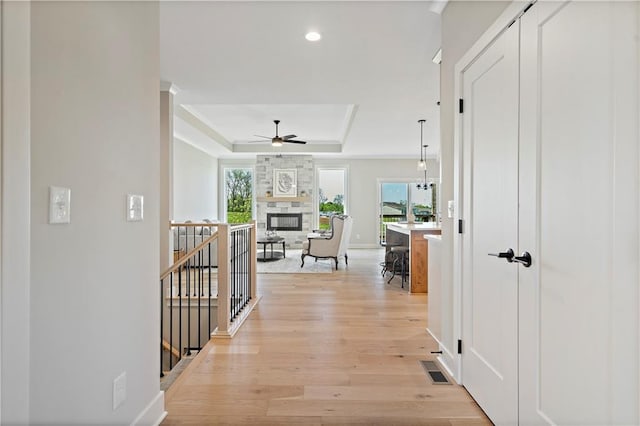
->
[385,245,409,288]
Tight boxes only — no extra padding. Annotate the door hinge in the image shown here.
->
[458,219,464,234]
[457,339,462,354]
[523,2,534,14]
[459,98,464,114]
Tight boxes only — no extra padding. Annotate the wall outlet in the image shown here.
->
[113,372,127,410]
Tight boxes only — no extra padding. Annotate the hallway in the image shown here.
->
[163,249,490,425]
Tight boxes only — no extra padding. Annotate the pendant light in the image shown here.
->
[417,119,427,171]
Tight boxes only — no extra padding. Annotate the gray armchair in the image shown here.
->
[301,215,353,270]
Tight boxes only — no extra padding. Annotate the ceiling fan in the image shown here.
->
[251,120,307,146]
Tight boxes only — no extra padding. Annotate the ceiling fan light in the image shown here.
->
[305,31,322,42]
[272,139,283,147]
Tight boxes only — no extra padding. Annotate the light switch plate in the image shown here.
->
[127,194,144,221]
[113,371,127,410]
[49,186,71,224]
[447,200,455,219]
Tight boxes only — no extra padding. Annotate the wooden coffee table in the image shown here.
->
[256,236,286,262]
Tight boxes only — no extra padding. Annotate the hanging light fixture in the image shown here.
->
[416,119,431,190]
[417,119,427,171]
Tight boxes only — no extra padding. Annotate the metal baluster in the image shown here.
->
[197,249,201,351]
[187,255,191,356]
[160,277,165,378]
[208,241,212,338]
[169,272,174,370]
[178,263,182,363]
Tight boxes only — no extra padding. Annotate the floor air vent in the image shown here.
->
[420,360,451,385]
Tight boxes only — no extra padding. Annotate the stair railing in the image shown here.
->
[213,222,258,338]
[159,221,258,378]
[160,229,218,377]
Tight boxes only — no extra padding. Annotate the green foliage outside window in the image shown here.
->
[226,169,252,224]
[318,192,344,230]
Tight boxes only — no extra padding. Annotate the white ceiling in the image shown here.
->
[161,1,442,159]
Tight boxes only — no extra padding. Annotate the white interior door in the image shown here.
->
[518,2,639,424]
[460,20,520,425]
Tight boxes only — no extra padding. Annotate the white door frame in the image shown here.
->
[314,164,349,231]
[452,1,534,385]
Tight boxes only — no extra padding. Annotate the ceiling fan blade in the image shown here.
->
[253,134,272,139]
[282,134,297,140]
[247,140,272,143]
[283,140,307,144]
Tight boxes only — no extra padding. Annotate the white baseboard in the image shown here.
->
[426,327,459,385]
[131,391,166,426]
[348,243,381,249]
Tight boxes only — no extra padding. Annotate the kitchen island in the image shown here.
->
[385,222,441,293]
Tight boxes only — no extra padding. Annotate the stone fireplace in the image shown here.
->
[255,155,314,248]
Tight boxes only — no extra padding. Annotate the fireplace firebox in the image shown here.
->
[267,213,302,231]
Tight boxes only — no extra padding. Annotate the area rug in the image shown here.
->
[256,249,333,274]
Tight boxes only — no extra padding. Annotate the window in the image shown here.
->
[224,168,253,224]
[378,180,437,244]
[316,168,347,230]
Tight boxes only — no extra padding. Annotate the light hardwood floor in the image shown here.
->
[163,249,490,425]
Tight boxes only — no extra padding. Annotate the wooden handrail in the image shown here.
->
[230,223,253,231]
[160,231,219,280]
[170,222,218,227]
[162,339,181,359]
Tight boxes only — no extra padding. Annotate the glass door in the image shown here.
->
[379,182,408,244]
[378,181,437,244]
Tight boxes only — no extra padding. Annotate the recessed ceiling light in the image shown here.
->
[305,31,321,42]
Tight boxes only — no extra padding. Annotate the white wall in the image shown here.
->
[1,1,31,423]
[29,2,163,424]
[316,158,439,247]
[173,140,218,222]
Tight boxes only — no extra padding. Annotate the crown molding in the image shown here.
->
[175,105,233,151]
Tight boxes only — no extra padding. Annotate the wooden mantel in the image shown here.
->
[256,196,311,203]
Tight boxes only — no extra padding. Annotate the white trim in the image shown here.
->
[637,4,640,422]
[429,0,449,15]
[313,165,349,230]
[339,104,358,147]
[452,0,532,386]
[176,105,233,151]
[220,164,256,223]
[0,1,4,419]
[426,328,457,385]
[130,391,166,426]
[1,1,30,422]
[348,243,379,249]
[159,81,178,95]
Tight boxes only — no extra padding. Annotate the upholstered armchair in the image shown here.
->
[301,215,353,270]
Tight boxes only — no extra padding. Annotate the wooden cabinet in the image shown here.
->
[386,223,441,293]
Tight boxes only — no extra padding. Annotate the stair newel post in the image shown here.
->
[250,220,258,302]
[216,223,231,337]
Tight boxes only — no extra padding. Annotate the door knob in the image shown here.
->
[513,252,532,267]
[488,248,514,262]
